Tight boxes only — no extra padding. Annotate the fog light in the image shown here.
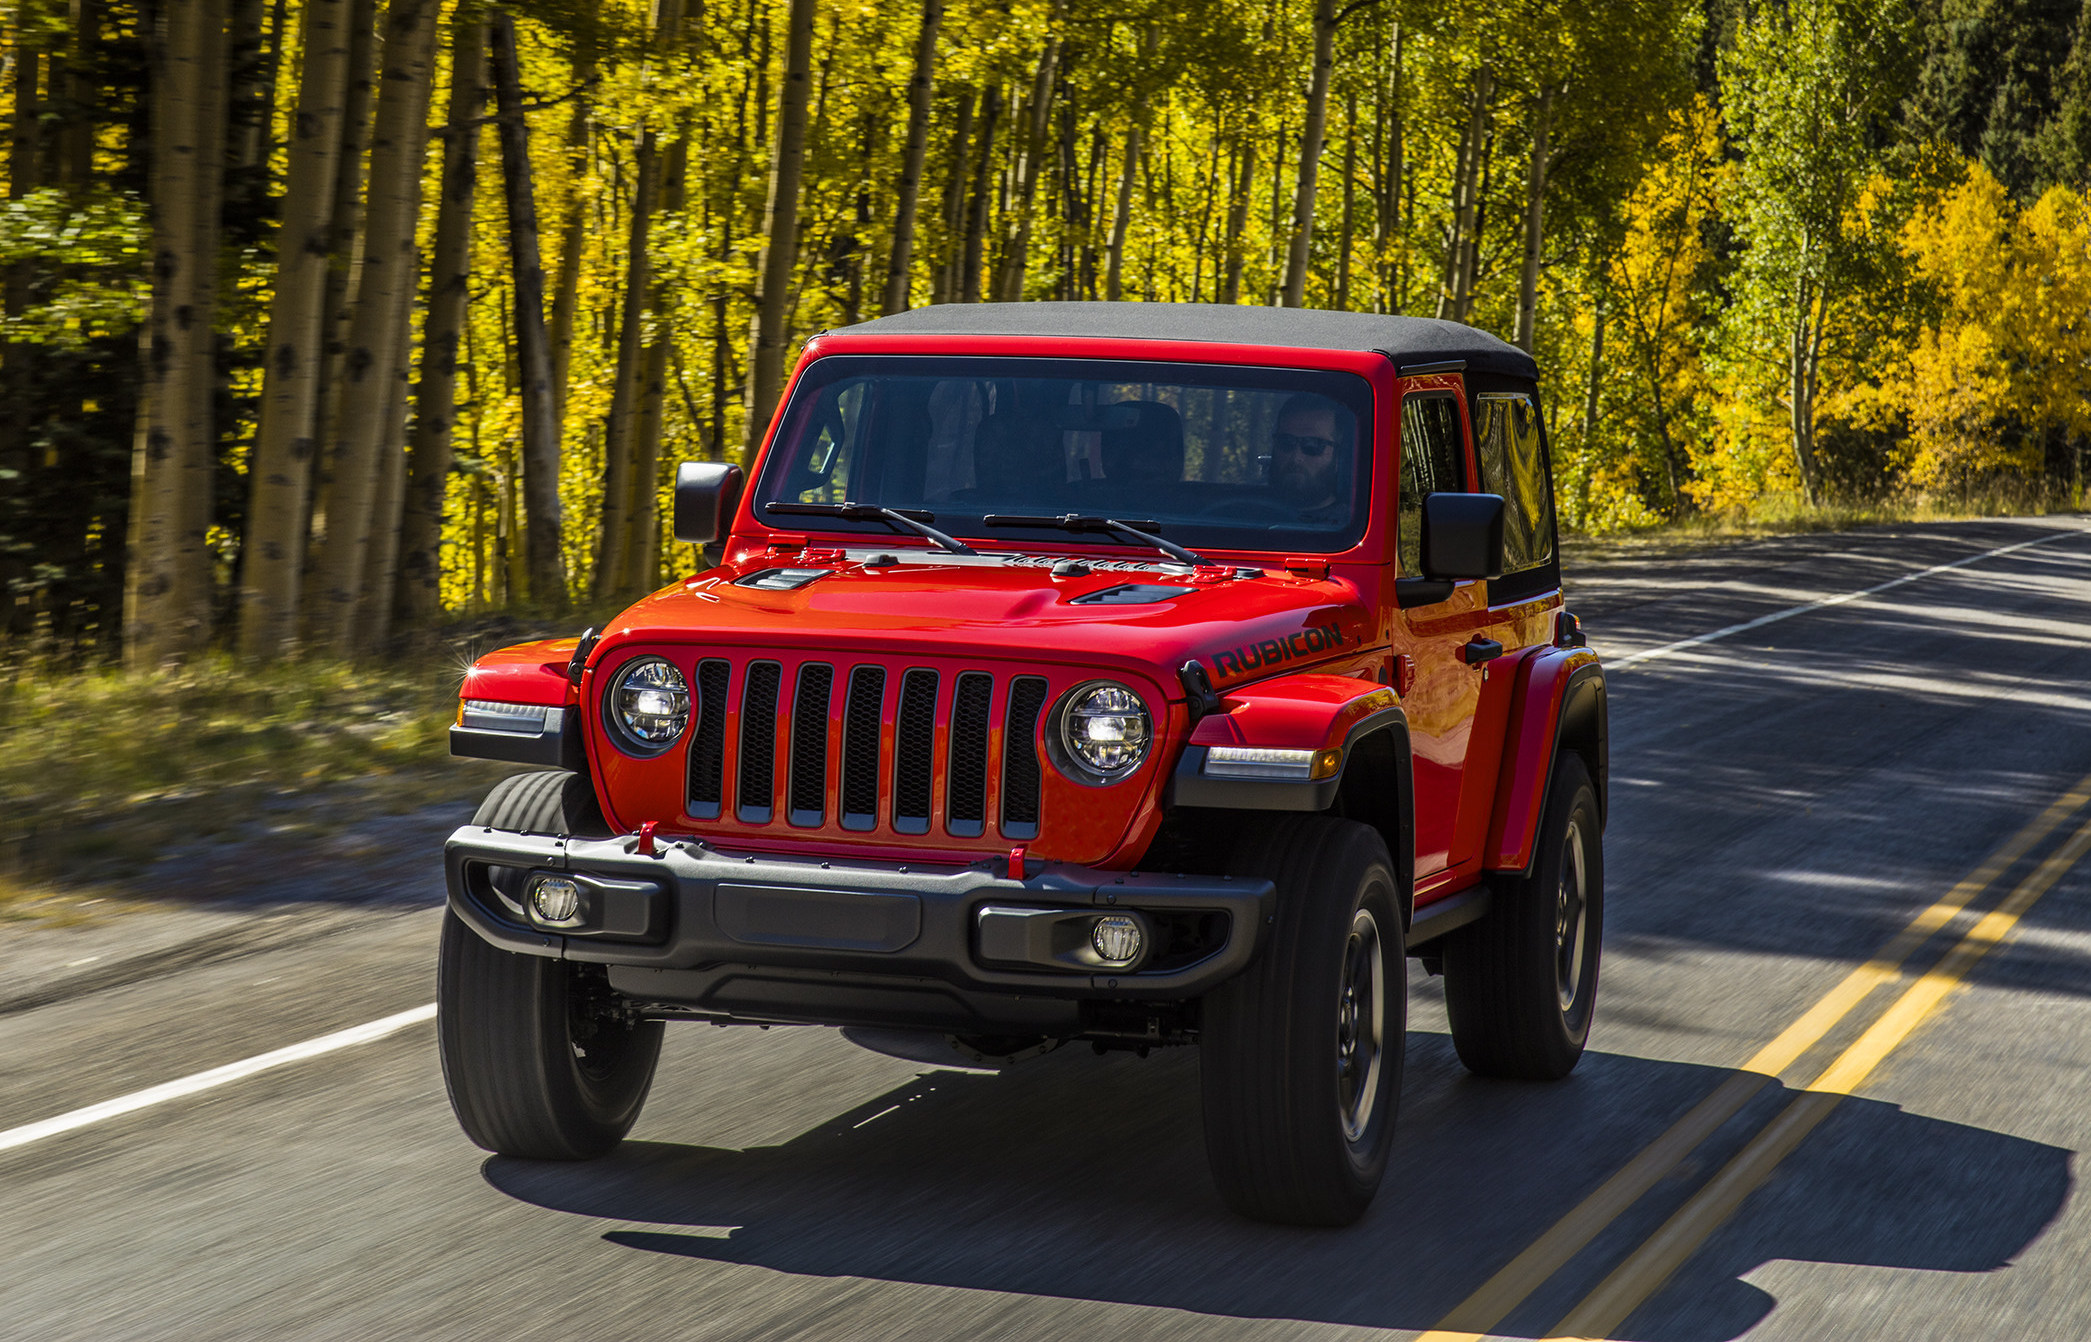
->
[529,874,582,924]
[1091,914,1144,965]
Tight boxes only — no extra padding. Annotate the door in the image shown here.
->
[1391,384,1493,883]
[1450,383,1564,868]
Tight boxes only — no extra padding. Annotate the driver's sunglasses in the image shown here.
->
[1272,433,1337,458]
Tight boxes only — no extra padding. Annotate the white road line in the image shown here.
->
[0,1003,436,1154]
[1606,530,2080,671]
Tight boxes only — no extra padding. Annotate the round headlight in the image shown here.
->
[605,656,690,754]
[1057,681,1152,781]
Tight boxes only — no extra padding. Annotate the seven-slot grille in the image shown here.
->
[686,656,1053,841]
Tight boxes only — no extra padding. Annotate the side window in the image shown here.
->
[1398,393,1467,577]
[1473,392,1555,574]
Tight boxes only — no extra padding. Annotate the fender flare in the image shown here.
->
[1164,674,1417,929]
[1484,648,1608,877]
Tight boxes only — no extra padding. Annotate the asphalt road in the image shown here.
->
[5,516,2091,1341]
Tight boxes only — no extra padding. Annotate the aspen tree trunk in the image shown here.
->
[1437,75,1479,319]
[1461,122,1494,323]
[960,87,1000,303]
[547,41,594,430]
[237,0,354,662]
[356,370,409,641]
[307,0,376,529]
[392,10,486,632]
[1789,307,1822,504]
[741,0,816,460]
[305,0,440,652]
[1281,0,1339,308]
[595,138,659,598]
[929,87,973,304]
[1105,31,1155,306]
[125,0,226,666]
[491,12,567,606]
[1336,89,1356,309]
[1437,67,1490,322]
[880,0,942,315]
[1222,134,1256,303]
[625,116,691,593]
[1189,130,1219,299]
[182,0,228,632]
[1581,287,1605,450]
[600,0,686,597]
[1379,25,1403,312]
[1514,85,1554,352]
[993,36,1060,302]
[1104,116,1141,302]
[1056,99,1079,299]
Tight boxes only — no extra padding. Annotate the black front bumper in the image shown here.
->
[445,827,1274,1033]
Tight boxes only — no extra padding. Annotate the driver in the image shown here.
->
[1270,393,1349,524]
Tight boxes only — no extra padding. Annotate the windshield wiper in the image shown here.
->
[981,513,1209,567]
[765,501,976,555]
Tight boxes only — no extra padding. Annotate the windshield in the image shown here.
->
[753,355,1375,555]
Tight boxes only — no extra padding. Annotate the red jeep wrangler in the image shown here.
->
[439,303,1607,1226]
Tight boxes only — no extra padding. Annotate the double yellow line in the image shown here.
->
[1417,769,2091,1342]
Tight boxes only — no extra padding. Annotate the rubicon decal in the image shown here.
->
[1209,624,1353,680]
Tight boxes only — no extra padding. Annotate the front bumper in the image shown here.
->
[445,826,1274,1030]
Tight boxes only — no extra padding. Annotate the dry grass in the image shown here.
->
[1561,490,2086,565]
[0,651,502,899]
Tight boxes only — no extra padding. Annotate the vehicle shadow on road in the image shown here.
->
[483,1030,2070,1340]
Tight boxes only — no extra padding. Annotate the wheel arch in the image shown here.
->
[1326,717,1417,932]
[1162,671,1417,930]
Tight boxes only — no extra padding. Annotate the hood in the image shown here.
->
[597,546,1376,690]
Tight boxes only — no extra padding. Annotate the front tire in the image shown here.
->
[1442,752,1603,1080]
[437,771,663,1160]
[1200,815,1405,1226]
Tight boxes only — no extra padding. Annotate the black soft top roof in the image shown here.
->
[832,301,1539,381]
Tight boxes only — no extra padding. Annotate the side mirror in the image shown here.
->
[1421,492,1505,581]
[672,461,745,545]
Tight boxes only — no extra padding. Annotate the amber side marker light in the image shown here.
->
[1202,746,1342,781]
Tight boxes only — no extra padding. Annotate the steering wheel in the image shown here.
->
[1198,494,1299,521]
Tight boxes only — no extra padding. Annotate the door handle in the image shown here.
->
[1460,636,1504,667]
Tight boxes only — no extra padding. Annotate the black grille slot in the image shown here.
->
[892,669,938,834]
[687,659,731,819]
[840,666,886,831]
[737,661,781,824]
[947,671,993,837]
[1000,676,1048,840]
[789,663,834,826]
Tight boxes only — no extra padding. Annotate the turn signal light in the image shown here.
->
[1203,746,1343,781]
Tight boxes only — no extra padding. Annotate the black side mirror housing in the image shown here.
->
[672,461,745,545]
[1421,491,1506,581]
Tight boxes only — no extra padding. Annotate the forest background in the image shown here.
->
[3,0,2091,674]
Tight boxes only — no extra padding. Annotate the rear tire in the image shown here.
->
[1200,815,1404,1226]
[437,771,662,1159]
[1442,752,1603,1080]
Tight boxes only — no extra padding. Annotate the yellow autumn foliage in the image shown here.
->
[1858,160,2091,493]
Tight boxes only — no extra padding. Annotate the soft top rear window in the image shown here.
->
[752,355,1376,555]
